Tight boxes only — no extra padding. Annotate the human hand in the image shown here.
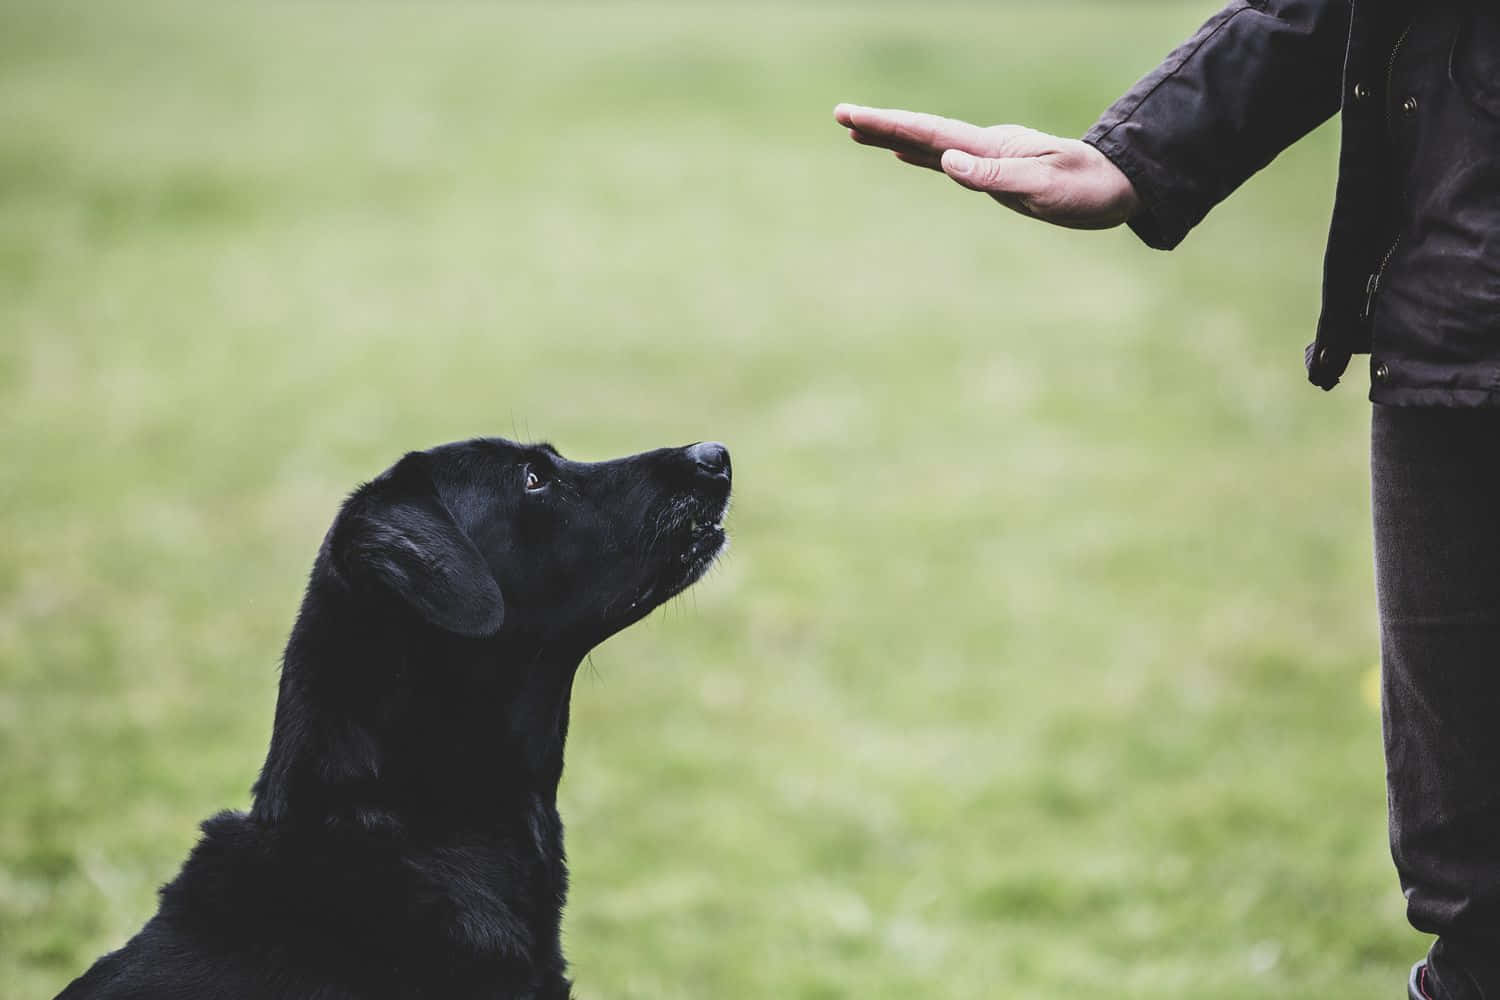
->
[834,104,1140,230]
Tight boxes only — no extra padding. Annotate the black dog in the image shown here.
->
[56,436,732,1000]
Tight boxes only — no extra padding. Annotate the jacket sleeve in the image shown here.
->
[1083,0,1349,250]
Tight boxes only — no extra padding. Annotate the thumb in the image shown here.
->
[941,149,1047,198]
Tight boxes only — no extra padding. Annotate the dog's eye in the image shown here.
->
[524,469,545,492]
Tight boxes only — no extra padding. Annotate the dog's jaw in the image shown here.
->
[667,519,728,599]
[625,491,730,616]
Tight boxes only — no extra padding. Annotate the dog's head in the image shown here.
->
[327,437,731,648]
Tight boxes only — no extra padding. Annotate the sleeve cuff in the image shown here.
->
[1083,124,1192,252]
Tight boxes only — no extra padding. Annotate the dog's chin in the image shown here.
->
[619,519,727,623]
[662,521,728,601]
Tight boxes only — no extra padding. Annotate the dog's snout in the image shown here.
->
[686,441,730,481]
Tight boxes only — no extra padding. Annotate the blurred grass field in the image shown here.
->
[0,1,1417,996]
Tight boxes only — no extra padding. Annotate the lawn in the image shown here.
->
[0,2,1415,997]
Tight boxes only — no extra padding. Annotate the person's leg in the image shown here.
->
[1373,404,1500,999]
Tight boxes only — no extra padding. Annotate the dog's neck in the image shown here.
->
[251,586,588,836]
[230,596,583,986]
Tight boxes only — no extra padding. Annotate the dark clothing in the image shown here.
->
[1374,405,1500,998]
[1080,4,1500,992]
[1083,0,1500,405]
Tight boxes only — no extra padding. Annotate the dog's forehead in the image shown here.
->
[409,439,578,491]
[425,437,558,465]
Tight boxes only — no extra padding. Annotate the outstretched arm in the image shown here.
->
[836,0,1349,249]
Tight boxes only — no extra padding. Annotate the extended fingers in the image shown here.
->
[836,103,991,155]
[850,128,945,166]
[893,149,944,172]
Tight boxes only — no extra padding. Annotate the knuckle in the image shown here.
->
[972,159,1005,188]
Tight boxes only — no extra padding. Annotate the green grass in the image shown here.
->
[0,2,1416,996]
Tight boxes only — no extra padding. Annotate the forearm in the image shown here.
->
[1085,0,1349,250]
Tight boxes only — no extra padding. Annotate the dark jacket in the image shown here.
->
[1082,0,1500,404]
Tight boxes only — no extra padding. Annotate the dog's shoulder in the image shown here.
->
[53,817,301,998]
[57,808,569,998]
[53,812,334,999]
[148,809,300,931]
[81,809,562,998]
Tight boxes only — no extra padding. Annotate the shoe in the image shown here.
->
[1411,961,1433,1000]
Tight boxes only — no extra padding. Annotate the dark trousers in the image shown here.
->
[1374,405,1500,999]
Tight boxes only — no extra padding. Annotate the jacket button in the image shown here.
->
[1374,361,1391,382]
[1353,82,1370,101]
[1401,96,1419,116]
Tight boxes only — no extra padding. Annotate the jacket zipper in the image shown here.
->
[1363,19,1414,323]
[1363,237,1400,320]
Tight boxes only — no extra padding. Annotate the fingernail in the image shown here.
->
[944,150,974,175]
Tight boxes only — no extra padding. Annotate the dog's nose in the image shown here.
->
[686,441,730,480]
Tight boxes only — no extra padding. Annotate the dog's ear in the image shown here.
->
[335,474,505,638]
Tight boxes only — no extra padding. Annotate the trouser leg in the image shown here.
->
[1372,404,1500,998]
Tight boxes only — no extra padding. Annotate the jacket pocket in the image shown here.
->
[1451,8,1500,121]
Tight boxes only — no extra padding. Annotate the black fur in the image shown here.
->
[55,437,732,1000]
